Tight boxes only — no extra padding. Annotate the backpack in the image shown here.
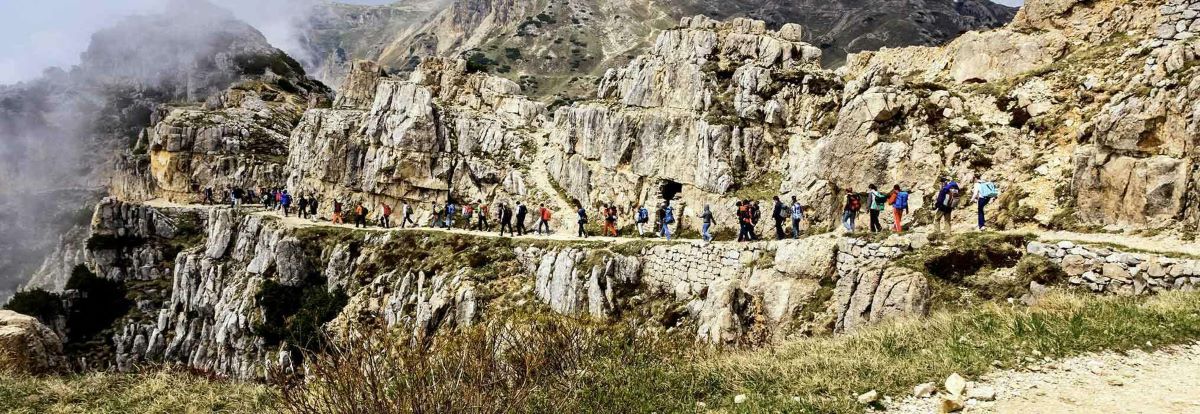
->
[664,206,675,224]
[541,208,552,221]
[791,204,803,220]
[979,182,999,199]
[848,196,861,212]
[637,207,649,223]
[577,208,588,223]
[894,192,910,210]
[872,192,888,210]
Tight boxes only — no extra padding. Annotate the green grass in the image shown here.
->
[553,291,1200,413]
[9,291,1200,413]
[0,371,276,414]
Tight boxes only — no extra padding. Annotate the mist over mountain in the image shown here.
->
[0,0,329,301]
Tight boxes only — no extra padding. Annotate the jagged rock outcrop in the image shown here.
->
[299,0,1015,96]
[519,235,839,343]
[0,310,67,374]
[832,237,930,333]
[288,57,548,220]
[546,17,839,229]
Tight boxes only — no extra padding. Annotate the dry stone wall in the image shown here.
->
[1027,240,1200,294]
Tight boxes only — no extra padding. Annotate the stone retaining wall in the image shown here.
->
[1027,241,1200,295]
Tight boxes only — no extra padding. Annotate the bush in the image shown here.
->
[3,289,63,325]
[64,265,132,343]
[254,279,348,354]
[276,316,691,414]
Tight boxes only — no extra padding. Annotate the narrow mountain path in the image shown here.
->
[144,199,1200,256]
[888,342,1200,413]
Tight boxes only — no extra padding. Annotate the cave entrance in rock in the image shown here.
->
[659,180,682,201]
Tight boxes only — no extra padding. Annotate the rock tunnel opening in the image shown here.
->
[660,180,682,201]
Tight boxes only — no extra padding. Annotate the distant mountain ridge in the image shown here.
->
[300,0,1016,97]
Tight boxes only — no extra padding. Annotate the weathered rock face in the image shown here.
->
[0,310,67,375]
[288,57,548,220]
[832,237,930,333]
[299,0,1015,97]
[84,198,205,283]
[545,17,839,230]
[519,235,839,343]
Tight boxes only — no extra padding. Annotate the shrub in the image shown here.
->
[3,289,63,325]
[254,279,348,354]
[275,316,691,414]
[64,265,132,343]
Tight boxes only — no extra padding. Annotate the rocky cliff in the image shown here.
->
[301,0,1015,95]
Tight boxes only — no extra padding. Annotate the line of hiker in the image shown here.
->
[198,174,1001,241]
[839,176,1000,234]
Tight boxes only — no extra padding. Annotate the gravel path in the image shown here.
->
[886,342,1200,413]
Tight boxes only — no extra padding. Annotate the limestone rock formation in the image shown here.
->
[833,265,931,333]
[288,57,548,222]
[0,310,67,375]
[298,0,1015,94]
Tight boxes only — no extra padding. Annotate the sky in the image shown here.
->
[0,0,397,85]
[0,0,1024,85]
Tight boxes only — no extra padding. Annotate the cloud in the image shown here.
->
[0,0,330,85]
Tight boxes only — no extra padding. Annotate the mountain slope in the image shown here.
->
[302,0,1016,97]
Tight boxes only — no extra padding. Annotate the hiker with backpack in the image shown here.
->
[516,202,529,236]
[888,185,909,233]
[536,204,552,235]
[972,176,1000,231]
[401,202,415,228]
[380,203,393,229]
[772,196,787,240]
[498,203,514,237]
[867,185,886,233]
[477,201,491,231]
[842,189,861,232]
[750,201,762,240]
[298,196,309,219]
[280,191,292,217]
[332,200,345,224]
[576,204,589,238]
[309,196,319,220]
[463,202,475,229]
[701,204,714,242]
[661,201,675,240]
[790,196,805,239]
[635,204,649,237]
[935,179,961,234]
[445,202,457,229]
[354,202,369,228]
[737,201,752,242]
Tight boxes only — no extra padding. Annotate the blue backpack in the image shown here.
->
[664,206,675,224]
[979,182,999,199]
[894,191,910,210]
[637,207,649,223]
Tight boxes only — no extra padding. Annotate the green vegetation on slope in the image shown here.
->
[7,291,1198,413]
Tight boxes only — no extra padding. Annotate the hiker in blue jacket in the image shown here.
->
[935,179,961,234]
[971,176,1000,231]
[661,201,675,240]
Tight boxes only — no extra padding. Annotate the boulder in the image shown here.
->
[833,264,931,332]
[0,311,67,374]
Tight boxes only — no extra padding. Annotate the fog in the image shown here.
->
[0,0,403,85]
[0,0,329,301]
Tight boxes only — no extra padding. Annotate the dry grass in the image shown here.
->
[0,370,276,414]
[5,291,1200,413]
